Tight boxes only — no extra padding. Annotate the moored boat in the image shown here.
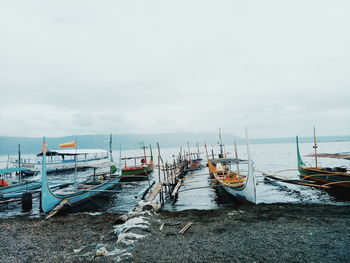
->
[296,134,350,199]
[0,168,41,198]
[184,156,203,172]
[40,137,122,214]
[183,142,203,172]
[113,145,154,181]
[205,129,257,204]
[11,148,109,176]
[207,157,256,204]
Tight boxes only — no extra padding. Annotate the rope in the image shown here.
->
[323,180,350,186]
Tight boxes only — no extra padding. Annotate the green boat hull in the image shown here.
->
[122,166,154,176]
[296,136,350,199]
[111,164,153,181]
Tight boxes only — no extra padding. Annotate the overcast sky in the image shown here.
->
[0,1,349,138]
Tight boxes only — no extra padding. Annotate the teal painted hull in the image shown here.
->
[40,137,122,213]
[296,136,350,199]
[0,181,41,197]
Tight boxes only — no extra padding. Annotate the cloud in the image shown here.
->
[0,0,349,138]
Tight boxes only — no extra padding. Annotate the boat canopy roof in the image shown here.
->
[210,158,248,164]
[37,149,108,157]
[305,152,350,160]
[0,167,28,174]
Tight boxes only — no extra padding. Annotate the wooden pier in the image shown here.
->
[145,153,189,205]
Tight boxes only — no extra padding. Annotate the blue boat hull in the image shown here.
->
[40,137,122,214]
[0,181,41,196]
[41,177,120,213]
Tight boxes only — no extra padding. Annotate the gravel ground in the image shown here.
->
[0,204,349,263]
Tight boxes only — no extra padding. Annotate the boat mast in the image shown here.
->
[6,155,9,169]
[187,141,191,162]
[196,142,200,159]
[234,140,240,174]
[109,134,113,175]
[218,128,224,157]
[18,144,21,182]
[204,142,209,160]
[313,127,318,168]
[178,146,182,162]
[74,136,77,186]
[142,143,147,163]
[149,144,153,161]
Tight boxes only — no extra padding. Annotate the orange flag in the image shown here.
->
[59,141,77,148]
[41,141,47,154]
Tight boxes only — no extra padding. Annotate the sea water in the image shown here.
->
[0,141,349,218]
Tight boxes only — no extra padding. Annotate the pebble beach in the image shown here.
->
[1,203,349,263]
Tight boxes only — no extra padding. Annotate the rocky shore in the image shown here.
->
[0,204,349,263]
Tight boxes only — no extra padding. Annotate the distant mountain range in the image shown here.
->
[0,133,349,155]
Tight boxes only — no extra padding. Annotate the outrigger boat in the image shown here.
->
[0,168,41,197]
[184,142,203,172]
[184,154,203,172]
[296,131,350,199]
[113,145,154,181]
[205,130,257,204]
[40,136,122,214]
[11,148,109,176]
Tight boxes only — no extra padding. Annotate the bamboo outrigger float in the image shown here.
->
[205,129,257,204]
[40,136,122,215]
[296,132,350,199]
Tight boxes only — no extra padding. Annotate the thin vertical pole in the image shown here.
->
[74,137,77,186]
[18,144,21,182]
[234,140,240,175]
[143,144,147,163]
[219,128,223,156]
[172,160,176,185]
[179,147,182,162]
[6,155,9,169]
[18,144,21,169]
[158,156,162,204]
[187,141,191,163]
[149,144,153,158]
[109,134,113,176]
[165,163,170,193]
[313,127,318,168]
[163,164,167,194]
[157,142,164,164]
[204,143,209,160]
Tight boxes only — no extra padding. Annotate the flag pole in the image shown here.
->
[109,134,112,176]
[74,136,77,187]
[313,127,318,168]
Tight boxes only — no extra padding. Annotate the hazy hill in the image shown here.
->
[0,133,349,155]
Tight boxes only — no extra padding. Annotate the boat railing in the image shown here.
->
[10,153,109,166]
